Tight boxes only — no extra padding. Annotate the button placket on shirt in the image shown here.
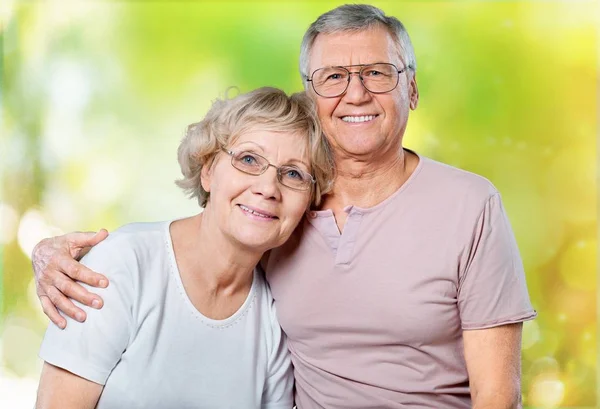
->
[307,207,364,265]
[334,207,363,266]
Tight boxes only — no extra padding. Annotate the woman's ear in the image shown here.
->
[200,162,212,194]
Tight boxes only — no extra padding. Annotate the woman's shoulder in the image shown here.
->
[110,220,169,240]
[96,220,168,249]
[81,220,171,277]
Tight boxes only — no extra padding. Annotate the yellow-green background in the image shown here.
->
[1,0,597,407]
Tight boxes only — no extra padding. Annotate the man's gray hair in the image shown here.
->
[299,4,417,81]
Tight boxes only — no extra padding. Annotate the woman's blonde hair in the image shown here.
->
[176,87,334,208]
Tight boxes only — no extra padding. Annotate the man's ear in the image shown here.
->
[409,73,419,110]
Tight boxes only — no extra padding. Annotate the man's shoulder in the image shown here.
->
[419,156,498,199]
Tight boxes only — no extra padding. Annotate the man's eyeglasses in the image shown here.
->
[306,63,409,98]
[224,149,315,191]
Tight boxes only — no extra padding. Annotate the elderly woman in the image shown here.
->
[35,87,333,409]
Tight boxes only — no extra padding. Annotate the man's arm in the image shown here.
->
[463,323,523,409]
[36,362,103,409]
[32,230,110,328]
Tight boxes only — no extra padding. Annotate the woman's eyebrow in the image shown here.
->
[233,141,265,151]
[284,158,310,170]
[234,141,310,169]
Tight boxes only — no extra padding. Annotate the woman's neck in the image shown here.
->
[171,212,261,296]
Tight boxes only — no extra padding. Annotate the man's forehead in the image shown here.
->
[308,27,397,69]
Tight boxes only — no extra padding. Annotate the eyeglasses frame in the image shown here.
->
[306,62,411,98]
[223,149,316,191]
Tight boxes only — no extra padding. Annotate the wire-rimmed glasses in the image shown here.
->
[306,63,409,98]
[224,149,315,191]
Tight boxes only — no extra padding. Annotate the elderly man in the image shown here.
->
[32,4,535,408]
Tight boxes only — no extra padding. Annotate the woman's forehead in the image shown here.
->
[233,130,310,161]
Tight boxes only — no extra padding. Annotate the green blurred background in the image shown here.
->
[0,0,597,407]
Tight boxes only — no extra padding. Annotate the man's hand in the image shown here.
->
[32,230,110,329]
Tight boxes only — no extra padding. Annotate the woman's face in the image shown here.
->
[202,128,312,253]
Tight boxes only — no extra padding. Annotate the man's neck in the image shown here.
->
[322,148,418,211]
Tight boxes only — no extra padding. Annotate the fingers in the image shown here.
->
[32,231,109,329]
[55,273,104,309]
[58,257,108,288]
[45,286,87,323]
[66,229,109,251]
[40,296,67,329]
[53,258,106,309]
[32,232,110,289]
[58,257,108,289]
[88,229,109,246]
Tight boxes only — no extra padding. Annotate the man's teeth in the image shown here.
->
[239,205,273,218]
[341,115,376,123]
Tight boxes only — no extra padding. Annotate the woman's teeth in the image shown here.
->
[239,205,274,219]
[341,115,376,123]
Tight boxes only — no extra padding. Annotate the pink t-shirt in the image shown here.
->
[266,153,536,408]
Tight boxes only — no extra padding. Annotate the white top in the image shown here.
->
[39,221,294,409]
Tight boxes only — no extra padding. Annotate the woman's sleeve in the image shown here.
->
[38,238,135,385]
[458,192,537,330]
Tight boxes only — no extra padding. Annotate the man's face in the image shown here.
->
[307,26,419,160]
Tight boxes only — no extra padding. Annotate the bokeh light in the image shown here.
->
[16,209,62,260]
[0,203,19,245]
[2,1,597,408]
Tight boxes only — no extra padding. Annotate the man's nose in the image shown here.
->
[343,71,371,102]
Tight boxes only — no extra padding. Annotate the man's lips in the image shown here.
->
[238,204,278,219]
[340,114,378,123]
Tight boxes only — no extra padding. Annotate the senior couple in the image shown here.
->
[33,4,536,409]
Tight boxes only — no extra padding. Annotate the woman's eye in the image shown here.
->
[240,154,257,164]
[286,169,303,180]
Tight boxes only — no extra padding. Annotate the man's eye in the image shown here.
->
[326,73,344,81]
[365,70,383,76]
